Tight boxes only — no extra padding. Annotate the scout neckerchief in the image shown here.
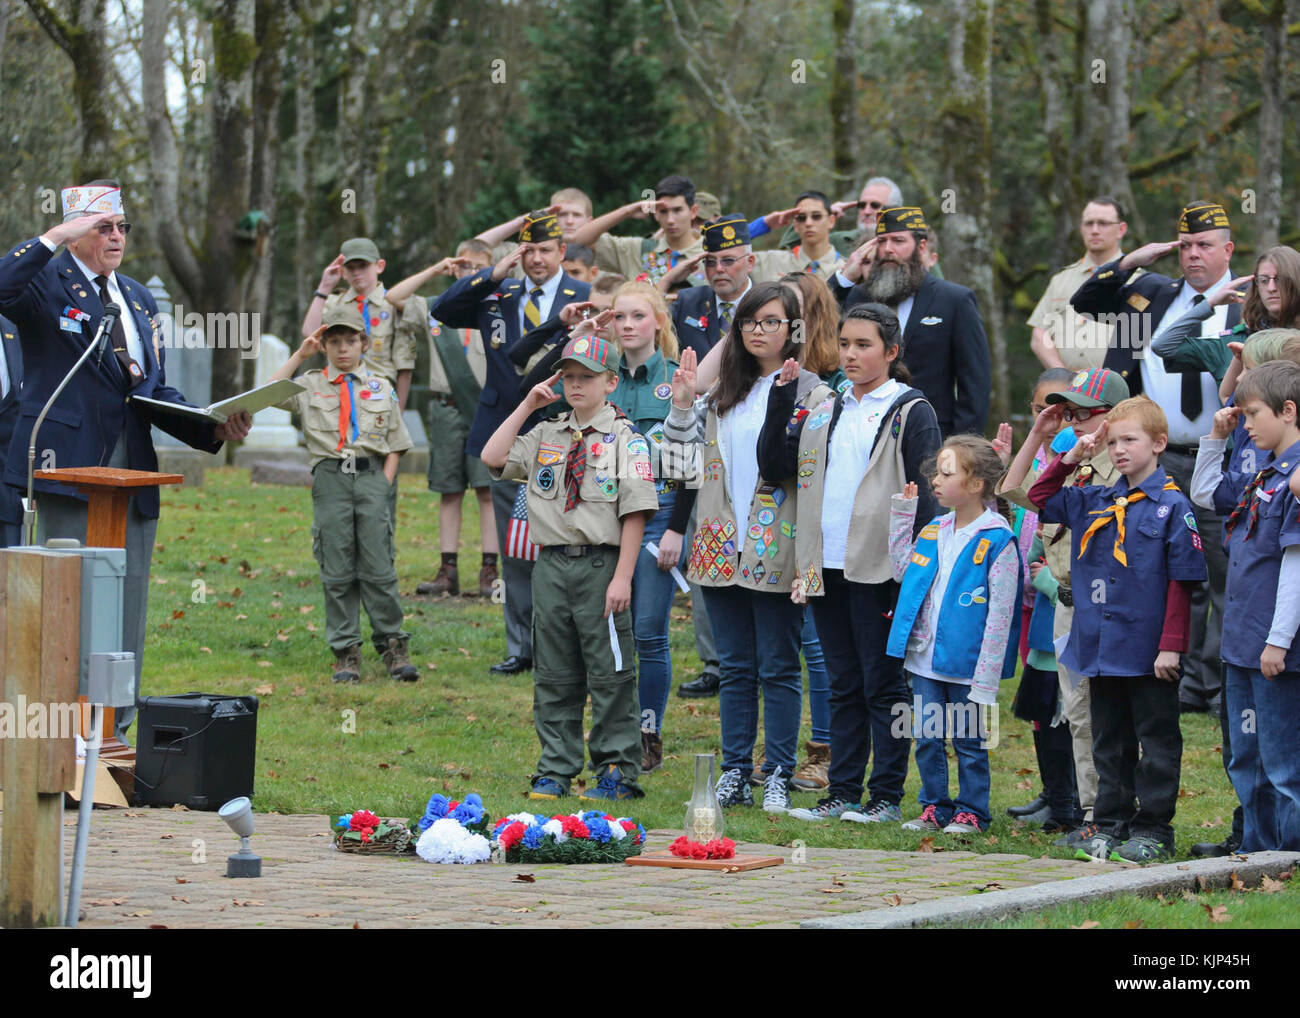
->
[328,368,359,450]
[564,423,595,511]
[353,294,371,337]
[1077,478,1180,565]
[1223,466,1275,541]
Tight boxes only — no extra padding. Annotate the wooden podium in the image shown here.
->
[33,467,184,762]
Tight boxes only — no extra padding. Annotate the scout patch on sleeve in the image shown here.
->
[1126,293,1150,312]
[634,460,653,481]
[910,551,931,567]
[626,437,650,457]
[919,524,940,540]
[537,443,566,466]
[972,538,991,565]
[1183,512,1198,533]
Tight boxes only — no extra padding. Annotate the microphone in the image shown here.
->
[22,302,125,545]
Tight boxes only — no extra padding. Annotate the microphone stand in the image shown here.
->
[22,303,121,546]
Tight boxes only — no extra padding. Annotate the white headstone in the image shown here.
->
[242,333,299,449]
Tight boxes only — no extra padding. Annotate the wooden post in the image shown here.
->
[0,548,81,928]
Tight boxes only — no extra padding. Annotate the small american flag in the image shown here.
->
[505,483,541,561]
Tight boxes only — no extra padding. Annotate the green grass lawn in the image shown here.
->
[956,870,1299,929]
[142,467,1238,857]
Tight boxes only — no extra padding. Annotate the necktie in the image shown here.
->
[1077,479,1180,565]
[719,302,735,333]
[1224,467,1274,541]
[330,370,359,451]
[93,275,143,387]
[353,295,372,337]
[525,287,543,328]
[564,425,592,512]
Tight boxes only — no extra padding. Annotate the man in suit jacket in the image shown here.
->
[1071,200,1239,719]
[830,206,991,436]
[431,210,590,675]
[669,214,757,358]
[0,315,23,545]
[0,180,252,741]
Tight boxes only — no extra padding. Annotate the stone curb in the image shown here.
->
[800,851,1300,929]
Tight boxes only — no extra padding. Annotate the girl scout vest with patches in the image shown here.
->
[796,389,931,592]
[886,518,1022,680]
[689,372,831,592]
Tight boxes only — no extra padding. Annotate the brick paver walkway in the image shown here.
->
[0,809,1126,928]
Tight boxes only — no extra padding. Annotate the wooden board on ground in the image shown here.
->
[625,852,784,871]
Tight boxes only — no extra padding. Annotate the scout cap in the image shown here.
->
[520,210,563,244]
[694,191,722,223]
[1178,201,1230,235]
[702,214,750,252]
[875,206,929,236]
[1046,366,1130,409]
[321,302,366,333]
[339,237,382,263]
[557,334,619,374]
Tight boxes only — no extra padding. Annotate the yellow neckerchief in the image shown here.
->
[1077,479,1180,566]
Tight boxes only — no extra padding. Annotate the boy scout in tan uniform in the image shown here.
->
[273,303,417,683]
[482,333,659,801]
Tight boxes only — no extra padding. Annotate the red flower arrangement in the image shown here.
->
[670,836,736,860]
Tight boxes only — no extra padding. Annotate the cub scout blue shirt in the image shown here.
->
[1040,464,1207,677]
[1215,437,1300,672]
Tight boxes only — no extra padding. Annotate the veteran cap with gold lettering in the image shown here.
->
[1178,201,1230,235]
[520,210,563,244]
[702,214,750,252]
[875,206,929,236]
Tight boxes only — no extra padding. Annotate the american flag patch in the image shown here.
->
[505,483,540,561]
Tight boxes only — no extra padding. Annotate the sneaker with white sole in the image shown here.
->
[901,804,945,831]
[942,810,984,834]
[762,766,791,814]
[841,800,902,824]
[788,796,857,821]
[715,767,754,808]
[1076,831,1121,862]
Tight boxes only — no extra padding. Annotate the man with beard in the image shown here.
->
[830,206,991,436]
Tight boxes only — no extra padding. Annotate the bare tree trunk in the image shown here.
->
[1082,0,1136,232]
[1036,0,1078,267]
[23,0,113,178]
[1256,0,1287,250]
[941,0,1004,428]
[293,2,318,326]
[338,0,372,234]
[829,0,855,189]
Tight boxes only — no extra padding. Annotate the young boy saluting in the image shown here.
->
[481,331,659,801]
[1029,396,1207,862]
[272,303,416,683]
[1199,361,1300,852]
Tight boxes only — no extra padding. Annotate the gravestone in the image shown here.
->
[147,276,210,485]
[234,333,309,471]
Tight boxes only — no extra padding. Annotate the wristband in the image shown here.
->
[313,291,329,301]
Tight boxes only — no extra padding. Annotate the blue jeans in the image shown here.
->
[702,584,803,777]
[633,492,683,735]
[909,671,992,827]
[802,608,830,744]
[1224,663,1300,852]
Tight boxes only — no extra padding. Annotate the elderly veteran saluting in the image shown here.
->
[0,179,252,743]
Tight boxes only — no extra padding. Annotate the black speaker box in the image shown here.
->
[133,693,258,810]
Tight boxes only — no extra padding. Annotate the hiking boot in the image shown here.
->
[762,766,791,814]
[416,562,458,597]
[477,561,498,599]
[790,740,830,791]
[578,765,645,802]
[841,800,902,824]
[332,644,362,684]
[641,730,663,773]
[715,768,753,808]
[382,635,419,681]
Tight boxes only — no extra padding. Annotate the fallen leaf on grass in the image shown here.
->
[1260,876,1285,894]
[883,894,904,907]
[172,609,185,619]
[299,605,315,614]
[684,704,700,716]
[976,882,1005,893]
[1070,919,1100,929]
[1014,768,1032,775]
[200,646,212,654]
[159,834,173,840]
[1199,818,1225,828]
[543,912,560,919]
[917,837,936,853]
[1124,919,1145,929]
[377,763,390,770]
[1203,904,1231,924]
[235,613,248,621]
[820,886,845,894]
[174,876,189,884]
[513,873,537,883]
[465,714,478,723]
[458,647,471,657]
[254,684,274,696]
[1155,893,1175,906]
[1230,871,1245,892]
[424,661,438,670]
[292,686,306,696]
[257,661,272,668]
